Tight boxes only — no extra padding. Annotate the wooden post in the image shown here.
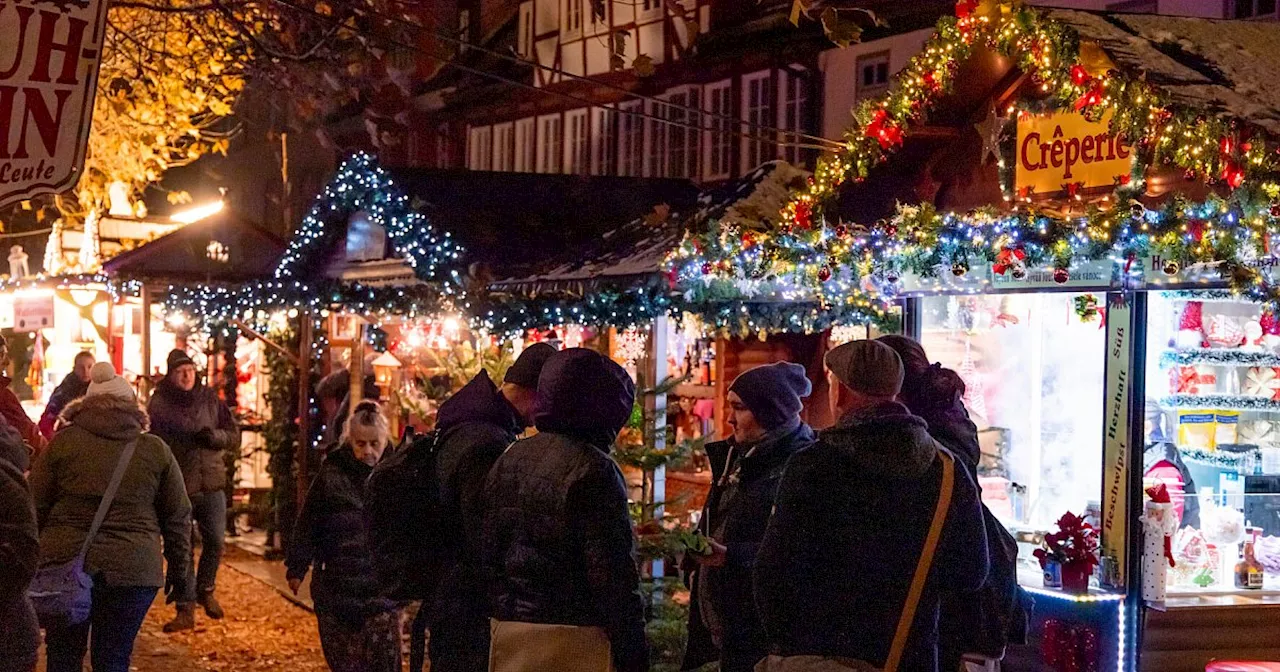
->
[647,315,669,578]
[296,313,313,510]
[140,285,153,398]
[349,322,365,411]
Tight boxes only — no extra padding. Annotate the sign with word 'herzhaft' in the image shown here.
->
[0,0,110,210]
[1017,111,1132,196]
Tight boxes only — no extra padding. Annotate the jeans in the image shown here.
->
[44,585,158,672]
[180,490,227,603]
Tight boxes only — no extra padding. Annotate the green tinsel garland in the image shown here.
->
[1160,350,1280,369]
[1161,394,1280,411]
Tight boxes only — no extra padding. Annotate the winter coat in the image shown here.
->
[901,366,981,473]
[754,401,990,672]
[479,349,647,672]
[38,373,89,440]
[0,422,39,672]
[428,373,521,645]
[30,395,192,589]
[147,379,240,495]
[682,422,816,671]
[287,445,396,625]
[1144,441,1201,530]
[0,375,43,454]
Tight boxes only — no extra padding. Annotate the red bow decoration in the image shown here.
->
[864,109,903,150]
[992,247,1026,275]
[1073,81,1105,111]
[792,200,813,230]
[1171,366,1201,394]
[955,0,978,19]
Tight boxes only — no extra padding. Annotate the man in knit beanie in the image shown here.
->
[754,340,990,672]
[683,362,817,672]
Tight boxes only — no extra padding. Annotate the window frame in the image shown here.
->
[467,125,493,171]
[618,100,645,177]
[592,105,618,176]
[702,79,732,181]
[564,108,590,174]
[740,70,774,175]
[780,67,809,166]
[493,122,515,172]
[664,85,701,180]
[518,3,534,58]
[855,50,891,102]
[563,0,583,38]
[514,117,536,172]
[537,114,563,174]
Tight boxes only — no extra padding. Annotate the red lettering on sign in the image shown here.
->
[29,10,89,85]
[0,4,35,79]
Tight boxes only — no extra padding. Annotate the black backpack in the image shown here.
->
[364,429,451,602]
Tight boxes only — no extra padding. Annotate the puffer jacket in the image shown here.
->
[147,379,240,495]
[287,445,396,625]
[0,421,38,672]
[39,373,89,440]
[428,371,522,667]
[754,401,990,672]
[478,348,648,672]
[30,395,191,588]
[683,422,816,671]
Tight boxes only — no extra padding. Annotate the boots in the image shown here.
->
[198,591,224,620]
[163,603,196,633]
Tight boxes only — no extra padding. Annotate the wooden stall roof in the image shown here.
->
[102,211,285,283]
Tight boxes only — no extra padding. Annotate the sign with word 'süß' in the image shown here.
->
[1016,111,1132,196]
[0,0,111,209]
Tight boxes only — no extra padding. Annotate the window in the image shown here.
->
[593,106,617,175]
[458,9,471,49]
[565,109,589,174]
[666,87,701,179]
[618,100,644,176]
[703,80,732,181]
[537,115,563,173]
[781,69,809,165]
[647,100,669,177]
[345,212,386,262]
[856,52,891,101]
[518,3,533,58]
[467,126,492,170]
[493,123,515,172]
[1234,0,1278,17]
[741,71,773,173]
[435,123,451,168]
[564,0,583,36]
[588,0,607,28]
[514,118,536,172]
[639,0,661,20]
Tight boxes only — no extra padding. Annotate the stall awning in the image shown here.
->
[103,211,285,283]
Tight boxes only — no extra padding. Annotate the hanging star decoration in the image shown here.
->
[974,107,1010,165]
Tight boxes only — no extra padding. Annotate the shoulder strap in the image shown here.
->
[78,438,139,561]
[883,450,955,672]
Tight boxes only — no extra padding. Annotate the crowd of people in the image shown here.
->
[0,333,1013,672]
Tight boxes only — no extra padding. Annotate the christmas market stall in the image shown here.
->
[677,3,1280,670]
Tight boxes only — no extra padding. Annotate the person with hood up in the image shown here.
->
[426,342,555,672]
[682,362,816,672]
[287,400,401,672]
[148,348,240,632]
[479,347,649,672]
[0,418,38,672]
[32,362,191,672]
[38,351,95,440]
[754,340,989,672]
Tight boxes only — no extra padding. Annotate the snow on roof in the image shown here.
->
[1048,9,1280,134]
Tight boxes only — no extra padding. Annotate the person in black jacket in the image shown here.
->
[877,335,980,469]
[426,343,555,672]
[287,400,400,672]
[682,362,816,672]
[479,347,648,672]
[755,340,989,672]
[0,419,38,672]
[38,351,94,440]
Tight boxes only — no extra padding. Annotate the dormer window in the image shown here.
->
[346,211,387,262]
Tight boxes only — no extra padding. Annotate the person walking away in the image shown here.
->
[148,349,240,632]
[426,343,555,672]
[0,336,45,455]
[0,420,39,672]
[39,352,95,440]
[287,400,401,672]
[682,362,815,672]
[754,340,989,672]
[879,335,1031,668]
[31,362,191,672]
[479,348,649,672]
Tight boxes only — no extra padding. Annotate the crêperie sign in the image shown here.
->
[1016,111,1132,196]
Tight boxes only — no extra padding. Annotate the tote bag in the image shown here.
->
[488,618,614,672]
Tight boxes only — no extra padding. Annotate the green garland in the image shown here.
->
[1182,447,1260,470]
[1161,394,1280,411]
[1160,350,1280,369]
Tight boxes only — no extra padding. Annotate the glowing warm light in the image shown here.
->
[170,200,225,224]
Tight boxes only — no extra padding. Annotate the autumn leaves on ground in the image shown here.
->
[134,547,328,672]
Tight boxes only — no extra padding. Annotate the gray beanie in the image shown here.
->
[825,340,904,398]
[728,362,812,430]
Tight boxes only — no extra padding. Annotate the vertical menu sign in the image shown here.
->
[0,0,110,209]
[1101,295,1132,588]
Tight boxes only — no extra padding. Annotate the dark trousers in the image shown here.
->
[44,585,157,672]
[427,613,490,672]
[316,610,403,672]
[181,490,226,603]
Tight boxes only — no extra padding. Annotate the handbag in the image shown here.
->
[28,438,138,630]
[756,451,956,672]
[488,618,614,672]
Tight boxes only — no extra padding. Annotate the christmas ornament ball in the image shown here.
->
[1271,202,1280,218]
[701,262,713,275]
[1053,268,1070,284]
[1163,260,1180,276]
[1011,267,1027,280]
[1130,202,1146,218]
[818,265,832,282]
[951,263,967,277]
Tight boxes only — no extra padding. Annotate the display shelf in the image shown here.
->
[1160,290,1261,305]
[1161,349,1280,369]
[1161,394,1280,411]
[1180,447,1259,470]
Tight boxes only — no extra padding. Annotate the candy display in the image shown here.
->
[1243,367,1280,399]
[1206,314,1246,348]
[1201,504,1247,549]
[1239,420,1277,446]
[1215,411,1240,445]
[1177,411,1217,450]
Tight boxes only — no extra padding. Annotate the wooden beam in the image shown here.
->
[231,319,300,367]
[296,313,314,510]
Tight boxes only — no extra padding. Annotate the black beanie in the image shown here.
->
[728,362,812,430]
[503,342,557,388]
[166,349,195,374]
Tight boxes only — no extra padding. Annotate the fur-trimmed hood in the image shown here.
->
[60,394,149,440]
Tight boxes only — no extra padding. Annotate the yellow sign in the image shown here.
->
[1016,111,1132,195]
[1101,295,1131,589]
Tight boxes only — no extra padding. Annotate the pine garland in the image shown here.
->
[1160,349,1280,369]
[1161,394,1280,411]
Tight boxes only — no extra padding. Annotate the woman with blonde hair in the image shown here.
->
[287,400,400,672]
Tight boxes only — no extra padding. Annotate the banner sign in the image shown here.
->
[1017,111,1133,195]
[14,293,53,332]
[0,0,110,209]
[1101,294,1132,589]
